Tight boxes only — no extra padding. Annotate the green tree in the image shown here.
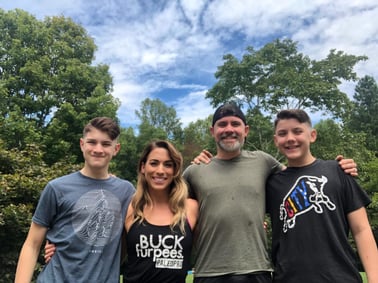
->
[206,39,366,119]
[135,98,183,153]
[0,9,119,164]
[0,141,79,282]
[347,76,378,154]
[245,108,278,156]
[0,106,42,149]
[312,119,374,162]
[360,158,378,232]
[112,127,139,184]
[182,116,215,167]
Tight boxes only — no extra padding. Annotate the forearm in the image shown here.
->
[354,229,378,283]
[15,243,41,283]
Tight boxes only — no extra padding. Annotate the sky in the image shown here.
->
[1,0,378,129]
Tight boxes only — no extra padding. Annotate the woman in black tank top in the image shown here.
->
[123,140,198,283]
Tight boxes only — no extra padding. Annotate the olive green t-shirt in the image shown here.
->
[183,150,281,277]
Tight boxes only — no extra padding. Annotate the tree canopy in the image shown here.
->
[206,39,367,119]
[0,9,119,164]
[347,75,378,154]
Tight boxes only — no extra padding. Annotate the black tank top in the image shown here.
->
[124,219,193,283]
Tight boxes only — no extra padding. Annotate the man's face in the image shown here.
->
[211,116,249,153]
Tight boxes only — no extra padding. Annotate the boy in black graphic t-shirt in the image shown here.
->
[266,109,378,283]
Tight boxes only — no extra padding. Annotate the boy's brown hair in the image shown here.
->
[83,117,120,140]
[274,109,312,129]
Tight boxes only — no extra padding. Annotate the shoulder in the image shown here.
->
[242,150,282,171]
[186,198,199,210]
[241,150,276,161]
[49,171,80,183]
[111,176,136,191]
[317,159,337,165]
[183,162,207,177]
[43,172,81,193]
[120,178,136,189]
[315,159,340,170]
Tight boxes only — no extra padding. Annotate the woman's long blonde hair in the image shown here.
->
[131,140,188,233]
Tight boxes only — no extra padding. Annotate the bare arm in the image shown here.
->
[15,222,48,283]
[348,207,378,283]
[121,201,135,264]
[185,198,199,230]
[193,152,357,177]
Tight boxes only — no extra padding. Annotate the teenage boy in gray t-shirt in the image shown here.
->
[15,117,135,283]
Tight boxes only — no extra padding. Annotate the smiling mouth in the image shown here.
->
[152,177,167,183]
[221,136,238,141]
[285,145,299,150]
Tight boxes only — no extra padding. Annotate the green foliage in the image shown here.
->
[182,116,215,167]
[244,108,278,157]
[136,98,183,145]
[206,39,367,119]
[0,141,80,282]
[312,119,374,162]
[112,127,139,184]
[0,8,118,165]
[0,106,42,149]
[357,158,378,230]
[0,204,33,283]
[347,75,378,154]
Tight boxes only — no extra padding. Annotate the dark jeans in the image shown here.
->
[194,272,272,283]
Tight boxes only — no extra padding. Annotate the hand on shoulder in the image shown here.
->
[191,150,213,165]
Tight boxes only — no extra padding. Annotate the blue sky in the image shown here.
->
[1,0,378,128]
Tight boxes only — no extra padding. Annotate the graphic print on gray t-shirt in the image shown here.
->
[71,189,122,246]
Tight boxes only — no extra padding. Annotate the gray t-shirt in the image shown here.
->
[33,171,135,283]
[183,150,281,277]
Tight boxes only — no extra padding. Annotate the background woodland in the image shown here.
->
[1,9,377,282]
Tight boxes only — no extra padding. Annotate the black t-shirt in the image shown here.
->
[266,159,370,283]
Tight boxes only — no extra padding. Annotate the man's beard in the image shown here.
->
[217,133,244,152]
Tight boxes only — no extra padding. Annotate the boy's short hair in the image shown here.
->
[274,109,312,128]
[83,117,120,140]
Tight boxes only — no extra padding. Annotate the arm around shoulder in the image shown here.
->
[15,222,48,283]
[348,207,378,283]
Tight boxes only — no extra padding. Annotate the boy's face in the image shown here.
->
[274,118,316,165]
[80,128,120,171]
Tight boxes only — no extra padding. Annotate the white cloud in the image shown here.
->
[175,90,213,127]
[2,0,378,129]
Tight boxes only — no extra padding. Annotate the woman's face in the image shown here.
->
[141,147,174,192]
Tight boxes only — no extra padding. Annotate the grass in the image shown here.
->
[361,272,367,283]
[186,273,193,283]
